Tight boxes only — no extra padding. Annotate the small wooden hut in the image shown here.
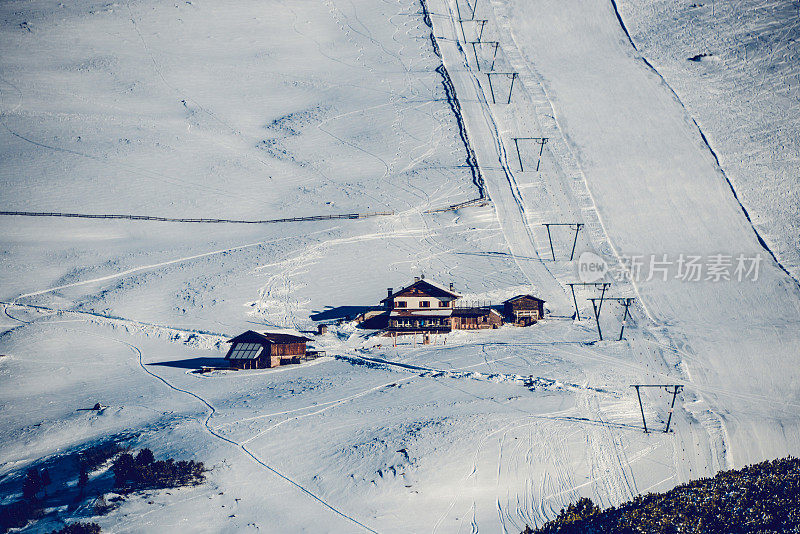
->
[225,330,311,369]
[450,308,503,330]
[503,295,546,326]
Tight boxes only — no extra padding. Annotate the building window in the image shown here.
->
[397,301,407,308]
[420,301,430,308]
[439,301,449,307]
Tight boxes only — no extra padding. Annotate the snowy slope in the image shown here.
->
[485,0,800,466]
[1,0,799,532]
[0,0,479,218]
[617,0,800,280]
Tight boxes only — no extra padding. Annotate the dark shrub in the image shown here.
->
[528,456,800,534]
[135,449,155,467]
[48,522,101,534]
[40,469,52,497]
[111,453,136,488]
[0,499,42,532]
[77,462,89,496]
[111,450,205,491]
[22,468,43,501]
[78,442,123,472]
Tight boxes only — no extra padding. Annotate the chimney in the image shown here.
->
[450,282,454,291]
[414,276,420,283]
[387,288,393,298]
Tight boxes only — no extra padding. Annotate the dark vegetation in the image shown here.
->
[111,449,206,491]
[524,457,800,534]
[48,523,102,534]
[1,442,206,533]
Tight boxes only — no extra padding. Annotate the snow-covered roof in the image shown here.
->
[227,330,311,344]
[381,278,461,302]
[504,294,545,304]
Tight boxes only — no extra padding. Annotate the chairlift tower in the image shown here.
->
[485,72,518,104]
[511,137,549,172]
[587,296,635,341]
[566,282,610,321]
[631,385,683,433]
[468,40,499,71]
[541,222,584,261]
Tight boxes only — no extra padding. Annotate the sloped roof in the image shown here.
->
[504,294,546,304]
[381,279,461,303]
[227,330,311,344]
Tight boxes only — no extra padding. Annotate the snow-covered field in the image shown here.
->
[1,0,798,532]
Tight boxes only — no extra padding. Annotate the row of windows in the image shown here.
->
[395,300,451,308]
[393,319,447,327]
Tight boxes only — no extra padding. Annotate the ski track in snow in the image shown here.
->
[3,0,798,531]
[11,230,333,304]
[421,0,649,526]
[98,331,381,534]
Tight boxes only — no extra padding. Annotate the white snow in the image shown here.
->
[1,0,798,532]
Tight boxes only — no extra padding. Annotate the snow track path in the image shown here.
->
[10,233,327,303]
[118,335,380,534]
[492,0,800,469]
[608,0,799,287]
[4,0,799,531]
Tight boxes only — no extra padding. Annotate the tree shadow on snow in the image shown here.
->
[309,305,381,322]
[147,357,227,370]
[0,438,129,530]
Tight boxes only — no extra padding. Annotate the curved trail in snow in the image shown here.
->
[116,337,381,534]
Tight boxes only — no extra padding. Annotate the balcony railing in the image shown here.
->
[386,324,451,333]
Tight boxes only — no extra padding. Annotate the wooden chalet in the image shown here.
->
[381,276,460,311]
[503,295,546,326]
[224,330,314,369]
[451,307,503,330]
[382,277,503,337]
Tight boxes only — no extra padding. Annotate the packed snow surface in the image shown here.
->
[1,0,798,532]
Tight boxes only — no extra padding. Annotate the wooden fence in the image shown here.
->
[0,210,394,224]
[425,197,489,214]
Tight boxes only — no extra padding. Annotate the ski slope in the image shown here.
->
[617,0,800,280]
[1,0,798,532]
[486,0,800,465]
